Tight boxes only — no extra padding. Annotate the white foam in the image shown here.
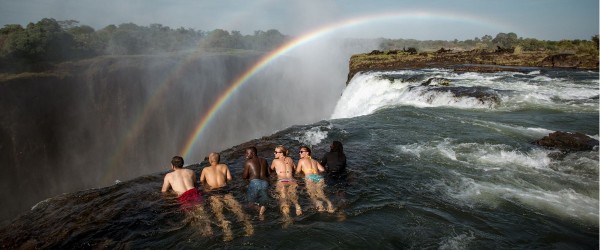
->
[293,125,329,146]
[331,72,498,119]
[331,73,409,118]
[332,70,599,118]
[450,177,599,225]
[439,231,476,250]
[467,119,553,138]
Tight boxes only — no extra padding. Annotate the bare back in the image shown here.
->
[162,168,196,196]
[200,163,231,189]
[243,157,269,181]
[296,157,324,176]
[271,157,295,179]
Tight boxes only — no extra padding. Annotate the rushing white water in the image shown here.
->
[332,69,599,119]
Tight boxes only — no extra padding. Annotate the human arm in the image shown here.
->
[199,169,206,184]
[225,166,232,182]
[242,162,250,180]
[295,159,303,176]
[320,154,328,171]
[161,174,171,192]
[316,161,326,173]
[340,155,347,172]
[286,157,297,174]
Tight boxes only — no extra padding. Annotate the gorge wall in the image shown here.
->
[0,50,349,224]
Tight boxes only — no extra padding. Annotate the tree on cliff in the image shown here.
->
[0,18,76,62]
[492,32,518,49]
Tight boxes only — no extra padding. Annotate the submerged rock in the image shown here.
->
[533,131,599,152]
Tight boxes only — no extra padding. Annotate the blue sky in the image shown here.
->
[0,0,597,40]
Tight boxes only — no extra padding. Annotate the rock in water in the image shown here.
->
[533,131,599,151]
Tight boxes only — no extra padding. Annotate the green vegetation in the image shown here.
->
[379,32,599,56]
[0,18,289,69]
[0,18,598,72]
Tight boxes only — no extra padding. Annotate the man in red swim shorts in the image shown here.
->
[162,156,203,209]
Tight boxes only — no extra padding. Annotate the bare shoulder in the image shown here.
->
[201,166,211,175]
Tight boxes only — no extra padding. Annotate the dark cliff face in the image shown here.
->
[0,53,266,224]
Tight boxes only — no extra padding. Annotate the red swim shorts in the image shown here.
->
[178,189,203,210]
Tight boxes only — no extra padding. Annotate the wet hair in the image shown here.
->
[171,156,184,168]
[300,146,312,156]
[247,146,257,155]
[331,141,344,153]
[208,152,220,164]
[275,145,289,156]
[331,141,345,162]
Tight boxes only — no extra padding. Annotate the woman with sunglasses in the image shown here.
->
[270,145,303,218]
[296,146,334,213]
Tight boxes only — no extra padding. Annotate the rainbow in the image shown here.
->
[101,52,207,184]
[179,11,512,160]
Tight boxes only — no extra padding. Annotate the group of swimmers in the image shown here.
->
[161,141,347,241]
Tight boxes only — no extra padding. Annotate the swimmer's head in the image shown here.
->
[208,152,220,164]
[299,146,311,156]
[171,156,184,168]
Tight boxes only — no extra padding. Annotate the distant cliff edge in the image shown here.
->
[347,49,599,84]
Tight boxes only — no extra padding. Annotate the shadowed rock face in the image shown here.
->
[534,131,599,152]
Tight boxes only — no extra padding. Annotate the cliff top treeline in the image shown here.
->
[0,18,290,71]
[0,18,598,72]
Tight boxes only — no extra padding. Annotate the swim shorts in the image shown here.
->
[178,188,203,210]
[278,178,296,185]
[247,179,269,205]
[305,174,323,183]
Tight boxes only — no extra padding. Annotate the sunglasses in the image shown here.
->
[299,151,308,153]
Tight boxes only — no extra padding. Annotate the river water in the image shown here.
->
[1,68,597,249]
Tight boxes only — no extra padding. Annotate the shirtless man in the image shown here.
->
[270,145,302,218]
[199,152,253,241]
[200,152,232,189]
[162,156,211,235]
[296,146,334,213]
[242,147,269,217]
[162,156,201,207]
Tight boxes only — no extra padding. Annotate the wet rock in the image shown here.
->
[377,74,427,83]
[533,131,599,151]
[420,77,450,86]
[427,86,501,104]
[368,50,384,55]
[540,54,582,68]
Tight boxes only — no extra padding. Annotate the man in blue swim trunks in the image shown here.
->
[242,147,270,218]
